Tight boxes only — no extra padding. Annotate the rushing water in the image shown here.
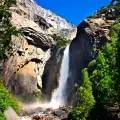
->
[50,45,70,109]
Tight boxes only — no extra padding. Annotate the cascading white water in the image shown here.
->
[50,45,70,109]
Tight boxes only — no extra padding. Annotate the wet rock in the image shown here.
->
[22,107,44,116]
[53,110,65,117]
[22,106,72,120]
[32,115,40,120]
[32,114,60,120]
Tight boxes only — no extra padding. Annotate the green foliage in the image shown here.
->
[111,23,120,35]
[99,5,115,20]
[0,78,4,86]
[74,83,78,88]
[53,34,70,48]
[0,0,21,60]
[4,0,16,6]
[0,78,21,119]
[100,7,109,14]
[88,60,96,68]
[91,44,117,105]
[114,0,120,17]
[107,13,114,20]
[71,69,95,120]
[0,111,6,120]
[90,1,120,109]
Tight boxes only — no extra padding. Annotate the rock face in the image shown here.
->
[4,0,75,101]
[42,9,115,105]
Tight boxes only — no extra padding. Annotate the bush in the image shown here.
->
[88,60,96,68]
[53,34,70,48]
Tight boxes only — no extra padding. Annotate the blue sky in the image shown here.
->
[35,0,111,25]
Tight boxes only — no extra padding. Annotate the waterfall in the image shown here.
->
[34,45,70,109]
[50,45,70,109]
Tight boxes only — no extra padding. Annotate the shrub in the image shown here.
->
[88,60,96,68]
[53,34,70,48]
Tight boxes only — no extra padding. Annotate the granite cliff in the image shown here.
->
[4,0,76,101]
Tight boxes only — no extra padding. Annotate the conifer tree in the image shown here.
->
[71,68,95,120]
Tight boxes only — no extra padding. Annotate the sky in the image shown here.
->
[35,0,111,25]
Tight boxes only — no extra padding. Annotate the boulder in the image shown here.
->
[4,107,20,120]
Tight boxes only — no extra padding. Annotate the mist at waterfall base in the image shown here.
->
[22,45,70,110]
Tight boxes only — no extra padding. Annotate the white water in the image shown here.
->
[50,45,70,109]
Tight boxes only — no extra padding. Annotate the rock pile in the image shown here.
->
[22,106,73,120]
